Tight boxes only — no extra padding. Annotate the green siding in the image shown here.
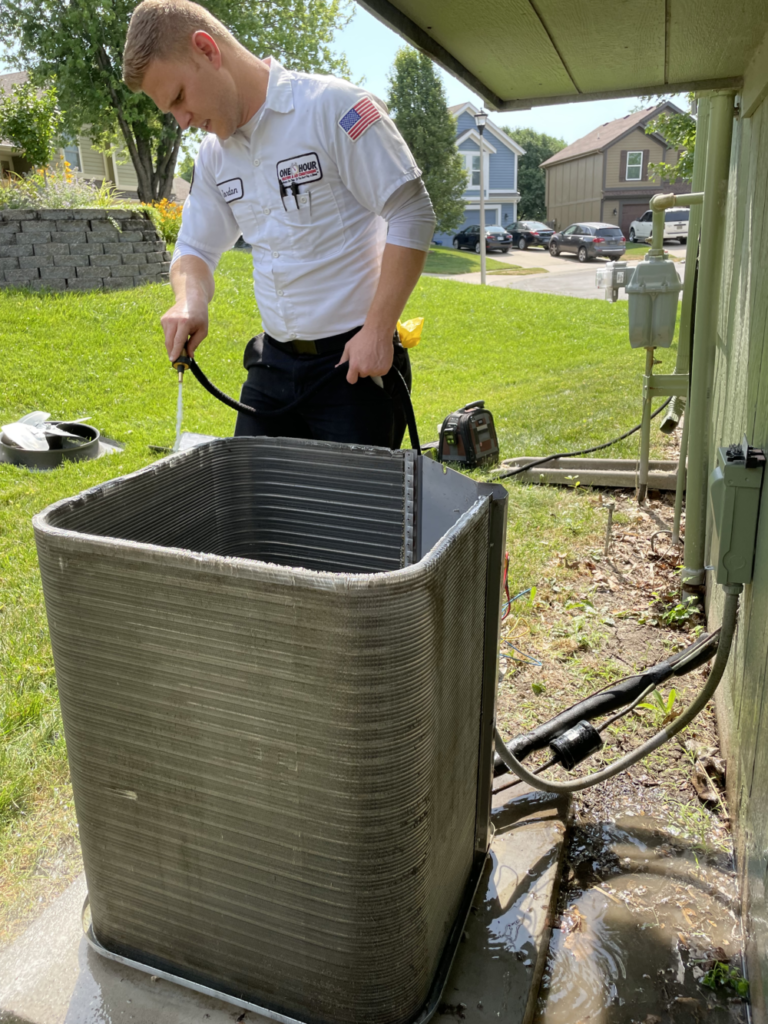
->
[708,92,768,1020]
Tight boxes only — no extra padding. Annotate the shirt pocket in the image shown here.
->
[228,199,260,245]
[278,180,345,259]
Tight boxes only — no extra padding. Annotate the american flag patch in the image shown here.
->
[339,97,381,141]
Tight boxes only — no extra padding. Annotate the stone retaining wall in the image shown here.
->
[0,208,172,292]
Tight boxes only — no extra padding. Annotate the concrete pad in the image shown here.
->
[433,782,570,1024]
[499,456,681,490]
[0,783,569,1024]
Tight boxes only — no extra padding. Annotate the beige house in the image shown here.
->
[541,102,690,235]
[0,71,189,202]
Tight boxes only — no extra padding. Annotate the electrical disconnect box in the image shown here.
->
[709,437,766,585]
[625,258,682,348]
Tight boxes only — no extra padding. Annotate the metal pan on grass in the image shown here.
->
[0,422,101,470]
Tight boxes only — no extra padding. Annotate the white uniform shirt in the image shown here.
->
[174,59,422,342]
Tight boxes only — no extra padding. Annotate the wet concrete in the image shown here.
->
[534,792,747,1024]
[434,783,570,1024]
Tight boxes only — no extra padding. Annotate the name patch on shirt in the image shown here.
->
[276,153,323,186]
[339,98,381,141]
[217,177,244,203]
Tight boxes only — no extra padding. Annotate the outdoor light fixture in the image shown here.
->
[473,108,488,133]
[473,109,489,285]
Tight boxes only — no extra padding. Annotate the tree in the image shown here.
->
[503,127,565,222]
[0,80,62,169]
[0,0,353,203]
[177,151,195,183]
[387,48,466,236]
[645,103,696,182]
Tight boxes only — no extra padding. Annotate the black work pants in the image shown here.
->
[233,332,411,449]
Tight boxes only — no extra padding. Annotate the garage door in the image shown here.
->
[621,203,648,237]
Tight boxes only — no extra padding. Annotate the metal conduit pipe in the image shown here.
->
[661,95,711,438]
[682,90,738,591]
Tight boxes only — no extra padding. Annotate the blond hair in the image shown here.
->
[123,0,237,91]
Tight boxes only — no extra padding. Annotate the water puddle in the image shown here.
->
[534,805,746,1024]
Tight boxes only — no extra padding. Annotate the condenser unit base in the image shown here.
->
[0,780,570,1024]
[82,853,488,1024]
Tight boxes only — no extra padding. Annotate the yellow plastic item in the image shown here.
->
[396,317,423,349]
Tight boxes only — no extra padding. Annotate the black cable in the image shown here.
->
[496,397,672,480]
[184,355,421,454]
[493,627,720,776]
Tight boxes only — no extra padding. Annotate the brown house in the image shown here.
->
[541,102,690,236]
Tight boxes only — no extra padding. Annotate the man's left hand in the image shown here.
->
[338,325,394,384]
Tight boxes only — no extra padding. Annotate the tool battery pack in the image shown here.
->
[438,401,499,469]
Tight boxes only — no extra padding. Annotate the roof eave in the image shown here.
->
[541,147,601,169]
[354,3,743,111]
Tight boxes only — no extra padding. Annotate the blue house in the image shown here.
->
[433,101,525,246]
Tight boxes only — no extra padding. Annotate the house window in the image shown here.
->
[63,143,81,171]
[626,151,643,181]
[464,153,481,187]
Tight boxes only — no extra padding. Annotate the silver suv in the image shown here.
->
[549,223,626,262]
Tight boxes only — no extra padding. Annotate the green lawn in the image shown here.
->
[424,245,514,274]
[0,249,678,925]
[625,240,650,256]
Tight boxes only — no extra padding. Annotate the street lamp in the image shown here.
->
[473,108,489,284]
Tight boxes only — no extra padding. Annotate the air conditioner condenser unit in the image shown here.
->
[33,437,508,1024]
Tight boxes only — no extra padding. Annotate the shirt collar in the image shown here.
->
[229,58,294,146]
[262,57,295,115]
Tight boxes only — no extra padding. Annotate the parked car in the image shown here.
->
[509,220,554,250]
[452,224,513,253]
[548,223,626,262]
[628,208,689,244]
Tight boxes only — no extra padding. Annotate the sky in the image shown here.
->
[0,3,686,150]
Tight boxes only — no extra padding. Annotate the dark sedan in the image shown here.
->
[509,220,554,250]
[452,224,512,253]
[548,222,626,262]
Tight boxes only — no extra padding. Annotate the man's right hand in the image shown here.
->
[161,298,209,361]
[163,254,216,362]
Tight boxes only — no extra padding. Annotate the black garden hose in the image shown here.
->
[179,353,421,454]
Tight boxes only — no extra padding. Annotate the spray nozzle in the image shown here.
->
[172,348,192,383]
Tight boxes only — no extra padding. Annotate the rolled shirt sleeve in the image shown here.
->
[380,177,436,252]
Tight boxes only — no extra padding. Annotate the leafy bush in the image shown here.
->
[140,197,182,246]
[0,163,121,209]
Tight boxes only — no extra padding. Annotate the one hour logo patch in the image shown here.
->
[276,153,323,186]
[217,177,244,203]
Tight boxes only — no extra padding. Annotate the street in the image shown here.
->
[428,241,688,300]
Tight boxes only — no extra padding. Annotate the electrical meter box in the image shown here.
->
[709,437,766,585]
[625,257,682,348]
[595,261,629,303]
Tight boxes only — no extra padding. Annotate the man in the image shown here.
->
[123,0,435,447]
